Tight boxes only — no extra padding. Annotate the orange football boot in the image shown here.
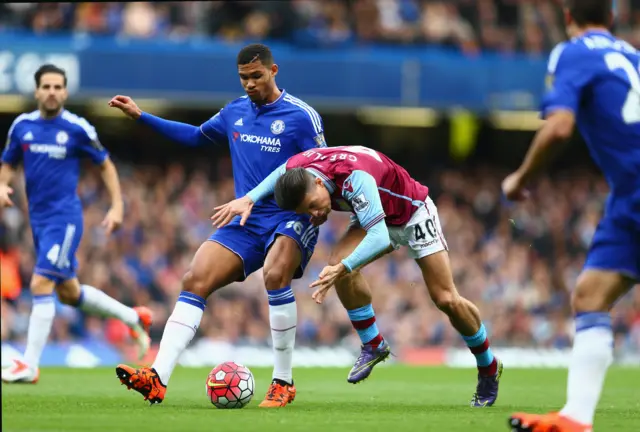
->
[116,364,166,405]
[509,412,592,432]
[258,379,296,408]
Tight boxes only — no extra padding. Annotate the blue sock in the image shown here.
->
[462,323,497,375]
[347,304,384,348]
[267,286,295,306]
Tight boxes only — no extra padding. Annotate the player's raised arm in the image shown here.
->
[503,43,593,201]
[108,95,223,147]
[210,162,288,228]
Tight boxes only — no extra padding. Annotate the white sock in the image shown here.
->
[152,292,205,385]
[267,287,297,384]
[78,284,139,327]
[560,312,614,425]
[23,295,56,369]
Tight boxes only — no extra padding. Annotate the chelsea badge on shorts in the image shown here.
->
[56,131,69,145]
[270,120,285,135]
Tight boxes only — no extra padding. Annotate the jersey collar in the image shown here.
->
[251,89,286,112]
[583,29,613,37]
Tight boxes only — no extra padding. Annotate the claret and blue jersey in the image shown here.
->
[139,89,326,280]
[542,30,640,279]
[2,109,109,283]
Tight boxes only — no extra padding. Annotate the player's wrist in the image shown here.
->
[110,200,124,211]
[340,260,352,273]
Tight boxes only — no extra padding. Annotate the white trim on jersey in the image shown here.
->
[547,42,568,74]
[7,110,39,140]
[61,110,99,141]
[282,95,323,134]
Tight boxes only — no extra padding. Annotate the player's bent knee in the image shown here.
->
[30,274,56,296]
[263,267,291,291]
[571,270,632,313]
[182,269,216,299]
[431,288,460,314]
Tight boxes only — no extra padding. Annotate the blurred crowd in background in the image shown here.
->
[1,1,639,53]
[1,1,639,356]
[1,162,639,353]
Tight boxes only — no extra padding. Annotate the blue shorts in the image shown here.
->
[584,215,640,281]
[32,221,83,284]
[208,212,318,281]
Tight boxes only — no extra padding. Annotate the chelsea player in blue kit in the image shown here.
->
[0,65,153,384]
[503,1,639,431]
[108,44,337,407]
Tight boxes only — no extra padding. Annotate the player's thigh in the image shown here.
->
[185,238,246,299]
[328,222,389,308]
[263,236,302,290]
[583,216,640,283]
[32,221,83,290]
[578,217,638,311]
[264,215,318,283]
[405,198,457,306]
[206,220,267,283]
[573,269,635,313]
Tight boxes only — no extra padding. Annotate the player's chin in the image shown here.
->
[246,92,262,102]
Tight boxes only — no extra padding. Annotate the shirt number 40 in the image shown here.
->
[413,218,437,241]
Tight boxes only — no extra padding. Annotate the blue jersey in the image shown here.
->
[200,90,326,216]
[2,109,109,226]
[541,30,640,222]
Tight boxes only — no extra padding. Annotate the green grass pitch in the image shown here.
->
[2,366,639,431]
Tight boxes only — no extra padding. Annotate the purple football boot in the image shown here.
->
[470,358,503,407]
[347,341,391,384]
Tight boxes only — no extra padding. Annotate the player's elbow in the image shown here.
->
[551,122,573,141]
[547,112,575,141]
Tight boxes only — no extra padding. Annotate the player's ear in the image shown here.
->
[271,63,278,78]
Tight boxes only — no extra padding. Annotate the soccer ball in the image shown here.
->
[206,361,255,409]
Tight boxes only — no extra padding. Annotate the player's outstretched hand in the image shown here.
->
[211,196,254,228]
[0,184,14,207]
[310,263,348,304]
[108,95,142,120]
[102,205,123,235]
[501,172,530,202]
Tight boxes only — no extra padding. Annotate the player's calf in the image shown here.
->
[336,274,391,384]
[416,251,501,405]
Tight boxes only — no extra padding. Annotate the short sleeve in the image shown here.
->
[1,117,24,165]
[295,105,327,151]
[341,170,386,231]
[75,118,109,165]
[540,42,598,118]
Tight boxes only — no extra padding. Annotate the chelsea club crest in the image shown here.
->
[56,131,69,145]
[270,120,285,135]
